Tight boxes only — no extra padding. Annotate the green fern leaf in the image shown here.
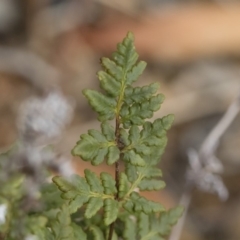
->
[126,164,162,185]
[71,223,87,240]
[85,197,104,219]
[72,123,119,165]
[119,128,130,146]
[126,61,147,85]
[101,121,115,141]
[101,57,123,81]
[121,94,165,128]
[53,170,117,224]
[129,125,140,144]
[124,148,165,196]
[125,162,138,182]
[100,172,117,195]
[90,225,105,240]
[129,116,174,158]
[107,146,120,165]
[123,192,165,214]
[119,173,130,198]
[40,183,65,211]
[68,195,88,214]
[144,167,162,178]
[53,176,88,215]
[124,82,159,105]
[138,179,165,191]
[113,32,138,71]
[123,150,145,166]
[98,70,121,97]
[85,169,104,193]
[67,32,179,239]
[138,212,149,238]
[123,216,137,240]
[72,132,108,165]
[1,174,24,200]
[104,198,119,225]
[83,89,116,121]
[122,116,173,170]
[158,206,184,236]
[49,204,75,239]
[123,207,183,240]
[161,114,175,130]
[44,229,55,240]
[25,215,48,240]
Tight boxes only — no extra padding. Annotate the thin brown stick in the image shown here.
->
[108,222,115,240]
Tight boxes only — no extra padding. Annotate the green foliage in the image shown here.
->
[123,192,165,214]
[0,153,26,237]
[53,169,118,225]
[72,122,119,165]
[45,204,86,240]
[67,31,182,239]
[83,90,117,121]
[0,32,183,240]
[123,207,184,240]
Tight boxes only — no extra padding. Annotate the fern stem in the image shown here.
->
[108,117,122,240]
[108,222,115,240]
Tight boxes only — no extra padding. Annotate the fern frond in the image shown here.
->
[67,32,181,240]
[82,32,146,124]
[124,148,166,196]
[47,204,78,240]
[120,94,165,128]
[98,70,121,97]
[124,83,159,105]
[138,179,165,191]
[123,150,146,166]
[120,115,174,170]
[53,170,118,225]
[90,225,105,240]
[157,207,184,236]
[123,216,137,240]
[40,183,65,211]
[72,122,120,165]
[119,173,130,198]
[123,207,183,240]
[113,32,138,71]
[72,223,87,240]
[126,61,147,85]
[123,192,165,214]
[83,89,117,121]
[1,174,24,200]
[25,215,48,240]
[119,114,175,197]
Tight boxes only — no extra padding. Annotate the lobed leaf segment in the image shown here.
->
[45,204,87,240]
[123,207,184,240]
[53,32,183,240]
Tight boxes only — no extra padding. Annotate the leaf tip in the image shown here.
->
[162,114,175,130]
[127,31,135,40]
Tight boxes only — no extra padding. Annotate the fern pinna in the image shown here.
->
[53,32,183,240]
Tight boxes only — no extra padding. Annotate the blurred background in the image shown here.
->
[1,0,240,239]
